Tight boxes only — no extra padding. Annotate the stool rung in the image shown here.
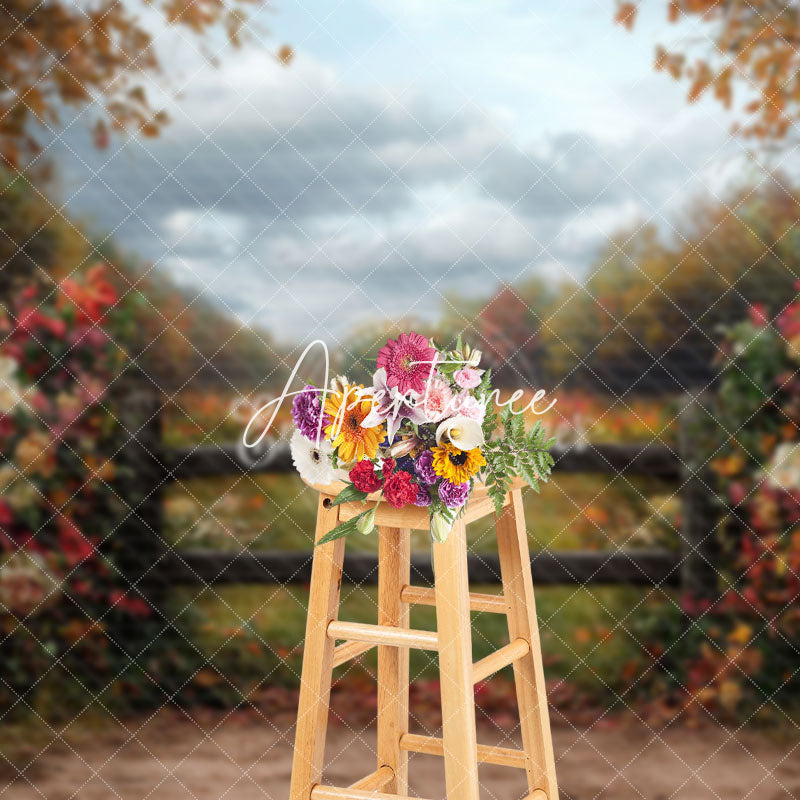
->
[348,765,394,791]
[327,620,438,651]
[332,640,375,668]
[399,733,527,769]
[472,637,530,684]
[525,792,548,800]
[312,787,432,800]
[400,585,507,614]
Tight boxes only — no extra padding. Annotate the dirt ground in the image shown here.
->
[3,710,798,800]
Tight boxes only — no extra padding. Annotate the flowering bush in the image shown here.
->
[632,298,800,722]
[0,267,161,714]
[288,333,555,544]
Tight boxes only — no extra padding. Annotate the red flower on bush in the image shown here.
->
[349,459,383,493]
[58,518,95,567]
[383,470,417,509]
[16,307,66,338]
[59,264,117,324]
[0,499,12,528]
[110,590,151,618]
[748,303,768,325]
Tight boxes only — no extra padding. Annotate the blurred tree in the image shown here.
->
[0,173,87,297]
[539,180,800,391]
[477,276,554,385]
[90,244,285,391]
[0,170,283,390]
[0,0,292,169]
[436,291,490,349]
[616,0,800,141]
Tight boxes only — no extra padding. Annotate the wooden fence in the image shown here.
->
[114,375,719,606]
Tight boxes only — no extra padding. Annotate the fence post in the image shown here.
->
[112,368,169,624]
[678,394,720,603]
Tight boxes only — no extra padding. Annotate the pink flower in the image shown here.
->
[454,368,482,389]
[452,391,486,423]
[748,304,768,326]
[420,376,454,422]
[376,332,436,395]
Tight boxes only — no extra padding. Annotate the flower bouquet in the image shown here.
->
[289,332,556,544]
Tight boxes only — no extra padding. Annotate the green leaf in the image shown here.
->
[330,484,370,506]
[316,509,374,545]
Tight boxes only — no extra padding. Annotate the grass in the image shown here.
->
[160,462,682,700]
[171,577,671,701]
[163,473,679,554]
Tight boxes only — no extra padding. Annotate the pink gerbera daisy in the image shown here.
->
[376,332,436,395]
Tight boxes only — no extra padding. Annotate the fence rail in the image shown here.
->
[165,441,684,482]
[162,547,683,587]
[137,410,714,594]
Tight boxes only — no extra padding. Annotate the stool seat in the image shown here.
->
[289,480,559,800]
[300,475,527,530]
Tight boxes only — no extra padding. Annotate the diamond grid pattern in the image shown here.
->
[0,0,799,798]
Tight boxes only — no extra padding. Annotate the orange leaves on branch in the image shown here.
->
[621,0,800,141]
[687,60,714,102]
[667,1,680,23]
[614,1,638,30]
[654,45,685,79]
[0,0,282,168]
[714,66,733,107]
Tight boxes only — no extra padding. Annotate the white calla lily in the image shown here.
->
[435,415,484,450]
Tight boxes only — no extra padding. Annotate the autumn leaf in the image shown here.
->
[614,1,638,30]
[278,44,294,65]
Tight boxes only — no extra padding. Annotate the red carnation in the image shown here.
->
[383,470,417,509]
[349,459,383,493]
[381,458,396,478]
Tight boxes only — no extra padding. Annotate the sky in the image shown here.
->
[49,0,771,345]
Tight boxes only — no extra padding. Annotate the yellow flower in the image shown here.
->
[324,385,384,463]
[431,442,485,484]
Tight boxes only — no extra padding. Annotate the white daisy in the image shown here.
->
[290,428,336,485]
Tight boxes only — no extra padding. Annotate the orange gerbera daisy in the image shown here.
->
[324,385,384,463]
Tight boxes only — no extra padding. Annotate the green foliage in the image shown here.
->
[482,407,556,514]
[316,507,375,545]
[330,485,369,507]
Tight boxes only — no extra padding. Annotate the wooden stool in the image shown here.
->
[289,478,558,800]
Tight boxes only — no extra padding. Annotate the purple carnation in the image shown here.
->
[414,450,437,485]
[292,385,329,441]
[438,479,470,509]
[413,484,431,507]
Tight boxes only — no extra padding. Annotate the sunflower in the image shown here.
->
[431,442,486,484]
[324,384,384,463]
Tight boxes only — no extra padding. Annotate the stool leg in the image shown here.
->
[377,526,411,794]
[289,495,345,800]
[496,488,559,800]
[433,518,480,800]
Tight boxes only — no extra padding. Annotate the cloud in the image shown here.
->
[49,43,746,340]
